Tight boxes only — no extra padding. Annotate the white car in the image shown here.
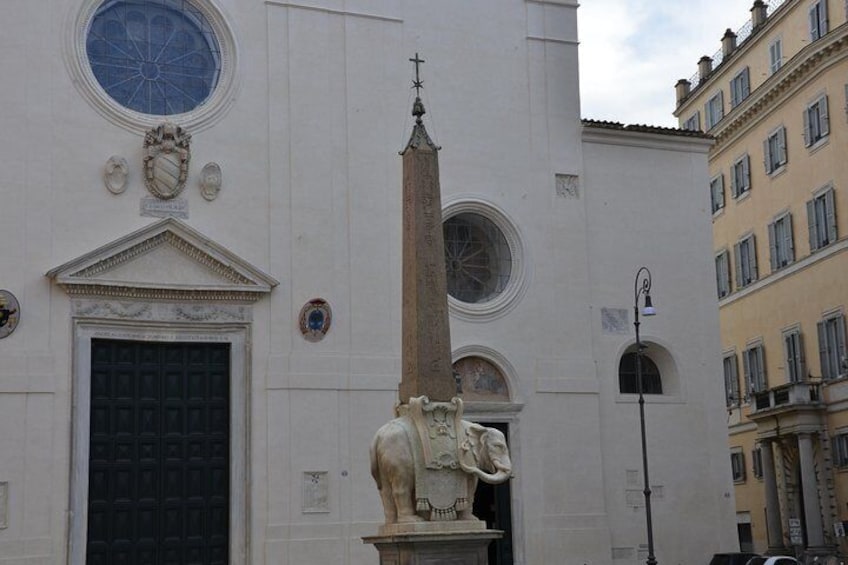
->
[744,557,800,565]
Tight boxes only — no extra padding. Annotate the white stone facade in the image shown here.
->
[0,1,736,563]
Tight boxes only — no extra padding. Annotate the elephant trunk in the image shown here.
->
[460,459,512,484]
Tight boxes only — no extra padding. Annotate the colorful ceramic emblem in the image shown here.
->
[143,122,191,200]
[299,298,331,342]
[0,291,20,338]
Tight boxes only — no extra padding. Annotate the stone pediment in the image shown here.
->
[47,218,279,302]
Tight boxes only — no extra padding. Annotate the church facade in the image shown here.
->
[0,1,736,564]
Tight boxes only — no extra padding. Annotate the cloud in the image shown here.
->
[578,0,748,127]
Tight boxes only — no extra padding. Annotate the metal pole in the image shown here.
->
[634,267,657,565]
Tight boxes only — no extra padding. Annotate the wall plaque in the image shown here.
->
[302,471,329,513]
[0,291,20,338]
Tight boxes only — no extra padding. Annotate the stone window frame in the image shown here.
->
[442,197,528,322]
[710,173,725,215]
[751,445,764,479]
[782,324,806,384]
[803,94,830,148]
[723,350,741,407]
[768,210,795,271]
[705,90,724,130]
[763,125,788,175]
[729,67,750,108]
[809,0,829,42]
[734,232,758,289]
[743,340,767,394]
[64,0,240,133]
[818,309,847,380]
[769,36,783,75]
[833,432,848,468]
[730,448,746,483]
[715,248,731,299]
[807,184,837,252]
[730,154,751,199]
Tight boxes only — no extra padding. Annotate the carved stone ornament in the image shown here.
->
[143,122,191,200]
[199,162,222,201]
[103,155,129,194]
[299,298,332,342]
[0,290,20,338]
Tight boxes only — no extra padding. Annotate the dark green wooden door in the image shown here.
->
[87,340,230,565]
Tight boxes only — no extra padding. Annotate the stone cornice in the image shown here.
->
[709,23,848,157]
[581,122,714,154]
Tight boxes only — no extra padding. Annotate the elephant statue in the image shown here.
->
[370,400,512,525]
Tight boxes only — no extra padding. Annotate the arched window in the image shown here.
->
[618,352,663,395]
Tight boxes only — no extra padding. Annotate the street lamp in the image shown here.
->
[634,266,657,565]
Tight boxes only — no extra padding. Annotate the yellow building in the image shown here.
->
[674,0,848,559]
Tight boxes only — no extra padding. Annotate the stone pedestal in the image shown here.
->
[363,528,502,565]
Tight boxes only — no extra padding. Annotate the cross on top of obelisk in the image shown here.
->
[409,53,426,124]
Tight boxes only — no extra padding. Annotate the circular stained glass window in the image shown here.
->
[86,0,222,115]
[444,212,512,304]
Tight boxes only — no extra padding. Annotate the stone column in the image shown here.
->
[761,440,785,553]
[797,433,825,547]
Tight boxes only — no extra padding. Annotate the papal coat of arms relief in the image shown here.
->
[143,122,191,200]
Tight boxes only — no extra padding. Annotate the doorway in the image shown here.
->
[86,339,230,564]
[472,422,514,565]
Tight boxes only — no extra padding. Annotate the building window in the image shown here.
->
[833,433,848,467]
[807,186,837,252]
[818,312,847,380]
[723,353,741,407]
[716,250,732,299]
[683,112,701,132]
[769,37,783,74]
[618,352,663,395]
[731,450,746,482]
[705,91,724,129]
[731,155,751,198]
[743,343,767,394]
[86,0,223,115]
[804,95,830,147]
[809,0,829,41]
[730,68,751,108]
[768,212,794,270]
[752,445,763,479]
[764,126,788,174]
[783,327,806,383]
[444,212,512,304]
[734,234,758,289]
[710,174,725,214]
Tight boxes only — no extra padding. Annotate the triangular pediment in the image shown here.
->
[47,218,279,301]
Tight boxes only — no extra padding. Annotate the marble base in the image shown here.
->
[363,529,502,565]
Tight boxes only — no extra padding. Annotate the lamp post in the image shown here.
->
[634,266,657,565]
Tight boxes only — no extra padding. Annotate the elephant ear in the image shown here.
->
[462,422,487,465]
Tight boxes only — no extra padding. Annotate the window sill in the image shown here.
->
[807,136,830,155]
[734,189,752,203]
[767,164,787,179]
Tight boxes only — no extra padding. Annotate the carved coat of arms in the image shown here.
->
[143,122,191,200]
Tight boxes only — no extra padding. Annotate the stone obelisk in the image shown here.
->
[398,55,456,405]
[364,54,504,565]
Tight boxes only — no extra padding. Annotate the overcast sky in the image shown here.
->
[578,0,750,127]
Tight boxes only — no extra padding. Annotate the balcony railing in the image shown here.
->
[688,0,789,86]
[751,380,822,413]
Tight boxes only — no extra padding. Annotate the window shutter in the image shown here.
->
[734,242,743,289]
[778,127,787,164]
[718,175,725,208]
[756,345,766,390]
[718,91,724,121]
[826,188,837,244]
[803,107,811,146]
[743,68,750,98]
[763,138,771,172]
[820,0,828,35]
[818,319,830,378]
[729,355,738,400]
[821,96,830,136]
[743,349,751,392]
[785,214,795,263]
[768,221,777,271]
[743,155,751,191]
[748,235,758,281]
[810,3,822,39]
[730,81,738,108]
[730,165,738,197]
[807,198,818,251]
[798,331,807,381]
[785,333,796,381]
[838,314,847,375]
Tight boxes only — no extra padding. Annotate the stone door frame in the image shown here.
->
[68,313,251,565]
